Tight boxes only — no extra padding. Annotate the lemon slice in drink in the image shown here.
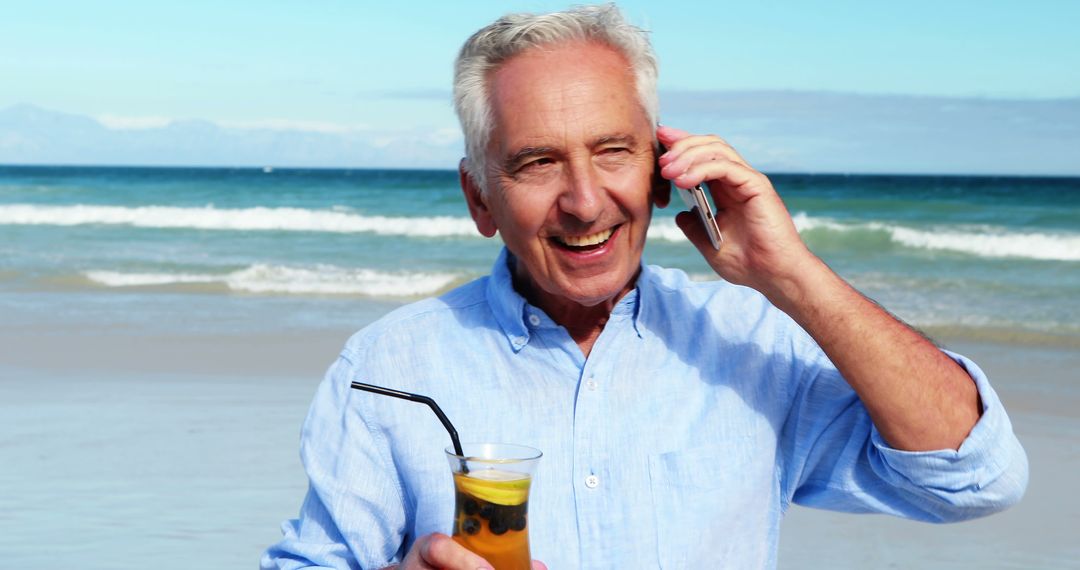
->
[456,469,530,506]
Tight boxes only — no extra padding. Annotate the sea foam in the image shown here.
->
[0,204,477,237]
[6,204,1077,261]
[653,215,1080,261]
[84,264,460,297]
[791,212,1080,261]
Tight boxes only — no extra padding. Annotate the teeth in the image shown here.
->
[559,227,614,247]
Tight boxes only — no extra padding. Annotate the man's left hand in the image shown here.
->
[656,125,816,302]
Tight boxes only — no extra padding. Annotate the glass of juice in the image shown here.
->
[445,443,542,570]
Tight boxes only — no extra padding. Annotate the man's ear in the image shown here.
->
[459,159,498,238]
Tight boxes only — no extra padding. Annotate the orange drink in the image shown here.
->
[446,444,541,570]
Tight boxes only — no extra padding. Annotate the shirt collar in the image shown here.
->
[486,248,531,352]
[485,247,648,352]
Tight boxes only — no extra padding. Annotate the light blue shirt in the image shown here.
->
[263,248,1027,569]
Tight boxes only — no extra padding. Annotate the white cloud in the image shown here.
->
[659,90,1080,175]
[427,127,463,146]
[216,118,370,134]
[96,113,371,134]
[368,126,462,150]
[96,114,174,130]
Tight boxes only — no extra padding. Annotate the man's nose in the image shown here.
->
[557,163,603,222]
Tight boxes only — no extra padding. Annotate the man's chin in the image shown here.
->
[548,273,638,308]
[513,246,642,312]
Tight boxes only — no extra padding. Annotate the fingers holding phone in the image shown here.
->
[657,126,766,207]
[655,124,812,292]
[656,140,722,250]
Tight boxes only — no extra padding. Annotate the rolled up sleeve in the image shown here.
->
[784,348,1028,523]
[864,350,1029,521]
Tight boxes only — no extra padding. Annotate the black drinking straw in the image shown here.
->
[349,382,466,470]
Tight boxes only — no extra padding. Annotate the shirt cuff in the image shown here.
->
[867,349,1018,493]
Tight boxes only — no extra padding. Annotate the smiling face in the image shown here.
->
[461,41,661,319]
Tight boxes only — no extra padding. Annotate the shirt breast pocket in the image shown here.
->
[648,439,774,569]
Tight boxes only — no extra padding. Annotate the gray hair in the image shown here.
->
[453,3,659,192]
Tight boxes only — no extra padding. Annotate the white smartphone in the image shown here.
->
[659,142,723,250]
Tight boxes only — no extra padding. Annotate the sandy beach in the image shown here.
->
[780,338,1080,569]
[2,316,1077,569]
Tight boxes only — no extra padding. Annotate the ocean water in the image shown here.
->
[1,165,1078,345]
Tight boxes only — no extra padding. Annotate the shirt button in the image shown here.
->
[584,475,600,489]
[585,379,598,391]
[528,314,541,326]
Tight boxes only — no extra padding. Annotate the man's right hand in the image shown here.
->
[386,533,547,570]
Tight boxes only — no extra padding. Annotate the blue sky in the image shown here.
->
[2,1,1079,173]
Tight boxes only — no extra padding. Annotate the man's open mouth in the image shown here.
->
[551,225,619,252]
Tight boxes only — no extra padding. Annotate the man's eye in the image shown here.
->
[519,158,553,171]
[597,147,631,162]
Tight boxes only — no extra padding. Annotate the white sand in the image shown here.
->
[778,340,1080,569]
[2,330,1076,568]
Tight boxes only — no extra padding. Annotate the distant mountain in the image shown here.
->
[0,104,465,169]
[2,95,1079,175]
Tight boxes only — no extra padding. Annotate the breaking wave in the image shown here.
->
[83,264,460,297]
[5,204,1077,261]
[0,204,477,237]
[791,212,1080,261]
[648,214,1079,261]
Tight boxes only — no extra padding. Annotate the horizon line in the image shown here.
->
[3,162,1078,180]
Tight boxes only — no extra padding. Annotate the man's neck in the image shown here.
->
[509,259,638,358]
[539,299,615,358]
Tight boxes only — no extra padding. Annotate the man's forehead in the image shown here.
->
[486,42,649,155]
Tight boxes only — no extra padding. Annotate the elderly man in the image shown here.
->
[264,5,1026,569]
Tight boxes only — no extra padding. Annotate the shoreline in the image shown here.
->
[3,316,1076,374]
